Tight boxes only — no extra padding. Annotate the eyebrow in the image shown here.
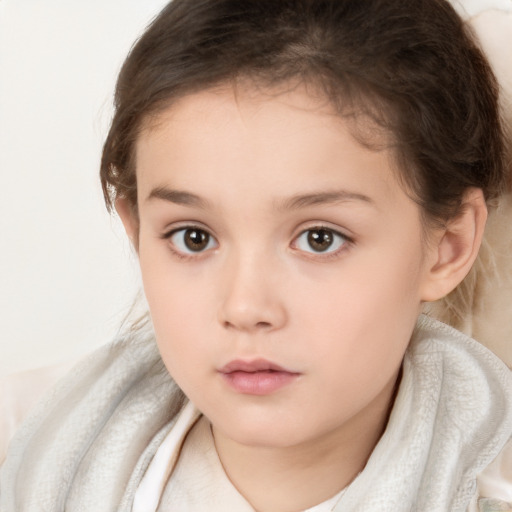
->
[146,186,210,209]
[146,186,374,211]
[278,190,374,211]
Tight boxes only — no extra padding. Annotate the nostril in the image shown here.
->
[255,321,272,329]
[222,320,272,330]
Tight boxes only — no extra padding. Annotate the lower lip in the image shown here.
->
[221,370,299,395]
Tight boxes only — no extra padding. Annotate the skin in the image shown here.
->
[117,85,486,512]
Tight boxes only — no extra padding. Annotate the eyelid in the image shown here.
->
[292,222,354,242]
[161,220,212,238]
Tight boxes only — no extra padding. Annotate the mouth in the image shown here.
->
[218,359,300,395]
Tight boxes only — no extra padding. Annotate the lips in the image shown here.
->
[218,359,300,395]
[219,359,291,374]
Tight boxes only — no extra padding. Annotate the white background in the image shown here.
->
[0,0,167,377]
[0,0,510,378]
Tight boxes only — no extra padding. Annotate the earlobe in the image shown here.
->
[115,198,140,250]
[421,188,487,302]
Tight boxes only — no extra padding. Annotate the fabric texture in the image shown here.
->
[1,316,511,511]
[0,362,74,464]
[0,329,185,512]
[334,317,512,511]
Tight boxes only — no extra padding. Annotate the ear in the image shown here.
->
[115,197,140,250]
[420,188,487,302]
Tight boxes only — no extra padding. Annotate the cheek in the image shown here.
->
[293,245,425,372]
[144,279,214,394]
[137,241,214,365]
[297,246,423,323]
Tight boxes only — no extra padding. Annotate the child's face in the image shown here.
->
[132,86,438,449]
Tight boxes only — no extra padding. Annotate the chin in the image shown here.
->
[210,409,316,449]
[226,428,304,449]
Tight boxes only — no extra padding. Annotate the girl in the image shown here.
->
[2,1,511,511]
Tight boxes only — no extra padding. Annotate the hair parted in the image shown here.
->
[100,0,506,227]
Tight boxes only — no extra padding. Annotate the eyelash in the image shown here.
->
[161,224,353,260]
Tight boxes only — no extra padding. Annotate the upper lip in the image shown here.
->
[218,358,297,374]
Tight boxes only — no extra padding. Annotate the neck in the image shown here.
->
[211,371,399,512]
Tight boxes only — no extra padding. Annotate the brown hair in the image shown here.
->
[100,0,506,228]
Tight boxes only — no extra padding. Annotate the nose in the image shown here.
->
[218,252,287,333]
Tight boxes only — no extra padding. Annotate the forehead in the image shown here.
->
[135,85,407,212]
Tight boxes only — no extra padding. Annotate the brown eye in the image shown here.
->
[307,229,334,252]
[294,227,347,255]
[169,227,217,254]
[184,229,210,251]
